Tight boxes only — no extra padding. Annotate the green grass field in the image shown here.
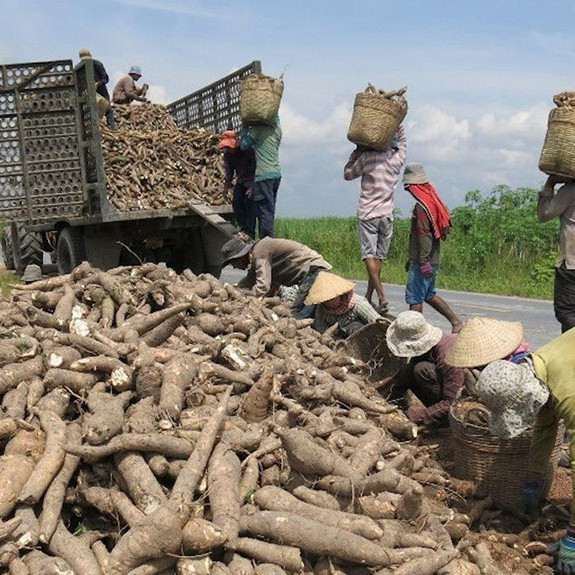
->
[276,212,556,300]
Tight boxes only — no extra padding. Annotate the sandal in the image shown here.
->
[375,301,390,314]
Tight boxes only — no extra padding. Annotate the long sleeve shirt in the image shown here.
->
[93,59,111,100]
[537,181,575,270]
[408,204,440,265]
[529,327,575,520]
[313,294,381,335]
[223,148,256,188]
[240,118,282,181]
[417,333,465,424]
[113,75,144,105]
[343,126,407,221]
[237,237,331,297]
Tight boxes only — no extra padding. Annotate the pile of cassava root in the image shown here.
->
[0,262,557,575]
[100,105,230,212]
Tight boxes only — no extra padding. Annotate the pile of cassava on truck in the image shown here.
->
[0,58,263,275]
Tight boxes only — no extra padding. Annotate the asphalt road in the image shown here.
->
[220,268,558,349]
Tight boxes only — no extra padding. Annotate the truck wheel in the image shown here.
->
[57,227,86,274]
[13,223,42,275]
[1,228,14,270]
[171,229,206,275]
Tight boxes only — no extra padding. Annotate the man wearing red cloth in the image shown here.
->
[402,163,462,333]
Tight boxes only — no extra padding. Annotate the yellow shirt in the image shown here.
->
[530,328,575,517]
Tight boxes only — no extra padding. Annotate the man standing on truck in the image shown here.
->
[113,66,149,105]
[219,131,256,238]
[220,236,331,317]
[537,175,575,333]
[79,48,116,129]
[344,126,407,314]
[240,116,282,239]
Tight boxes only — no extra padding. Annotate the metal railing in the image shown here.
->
[167,61,262,133]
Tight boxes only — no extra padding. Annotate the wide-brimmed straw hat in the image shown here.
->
[220,237,254,267]
[218,130,239,149]
[445,317,524,368]
[476,360,549,439]
[304,272,355,305]
[386,311,443,358]
[403,163,429,185]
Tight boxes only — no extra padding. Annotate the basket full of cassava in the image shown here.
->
[240,73,284,126]
[539,91,575,179]
[347,84,408,151]
[449,393,563,510]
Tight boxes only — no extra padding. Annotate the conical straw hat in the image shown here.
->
[445,317,524,368]
[304,272,355,305]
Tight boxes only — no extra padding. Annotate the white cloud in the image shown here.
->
[280,101,351,145]
[147,85,169,105]
[498,148,532,167]
[406,106,471,163]
[476,105,548,139]
[531,31,575,58]
[110,0,227,19]
[275,98,550,215]
[408,106,472,146]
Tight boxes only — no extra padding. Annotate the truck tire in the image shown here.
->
[57,227,86,274]
[13,223,42,275]
[171,229,206,275]
[1,228,14,270]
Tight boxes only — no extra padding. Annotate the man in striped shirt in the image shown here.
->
[344,126,407,311]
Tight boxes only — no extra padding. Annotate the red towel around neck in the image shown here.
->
[407,183,452,240]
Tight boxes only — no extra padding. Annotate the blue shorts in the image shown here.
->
[405,262,438,305]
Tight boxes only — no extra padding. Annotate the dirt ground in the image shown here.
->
[415,426,574,573]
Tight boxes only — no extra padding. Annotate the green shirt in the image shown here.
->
[241,118,282,181]
[529,328,575,518]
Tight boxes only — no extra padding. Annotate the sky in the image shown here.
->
[1,0,573,217]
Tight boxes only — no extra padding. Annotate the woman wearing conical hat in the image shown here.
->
[445,316,528,369]
[305,271,382,336]
[444,316,530,395]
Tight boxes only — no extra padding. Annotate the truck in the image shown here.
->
[0,58,262,275]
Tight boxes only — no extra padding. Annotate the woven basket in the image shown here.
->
[342,321,407,386]
[539,106,575,179]
[95,93,110,118]
[240,74,284,126]
[347,91,407,151]
[449,408,563,510]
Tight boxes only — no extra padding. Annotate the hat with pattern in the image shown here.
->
[386,310,443,358]
[476,360,549,439]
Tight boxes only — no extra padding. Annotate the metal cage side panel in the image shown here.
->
[167,61,262,132]
[0,60,88,224]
